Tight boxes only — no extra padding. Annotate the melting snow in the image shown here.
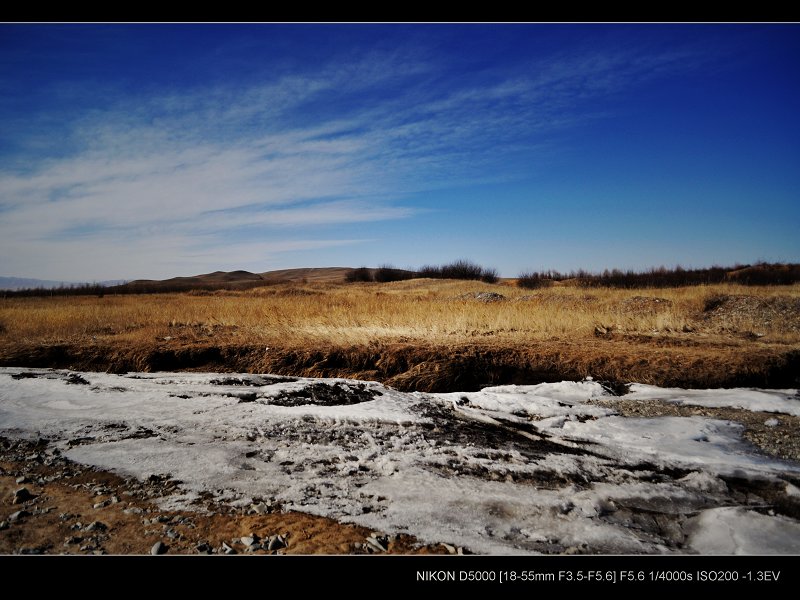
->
[1,368,799,555]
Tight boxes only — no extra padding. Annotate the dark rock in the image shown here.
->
[11,372,38,380]
[151,541,167,555]
[195,542,212,554]
[85,521,107,532]
[12,487,35,504]
[8,510,30,522]
[267,535,286,551]
[268,382,381,408]
[66,373,90,385]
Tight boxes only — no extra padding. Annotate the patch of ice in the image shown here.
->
[687,507,800,554]
[625,384,800,416]
[677,471,729,494]
[438,382,614,421]
[556,416,797,476]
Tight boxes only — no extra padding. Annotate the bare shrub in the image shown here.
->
[517,271,556,289]
[374,265,414,283]
[345,267,373,283]
[480,268,499,284]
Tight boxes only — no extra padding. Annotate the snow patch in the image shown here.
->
[2,368,799,555]
[687,507,800,554]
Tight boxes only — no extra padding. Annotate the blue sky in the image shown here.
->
[1,23,798,280]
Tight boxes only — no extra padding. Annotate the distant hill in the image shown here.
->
[119,267,353,293]
[258,267,353,283]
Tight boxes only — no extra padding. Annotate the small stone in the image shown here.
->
[8,510,30,523]
[366,537,386,552]
[151,541,166,555]
[765,418,780,427]
[12,487,35,504]
[15,476,28,484]
[267,535,285,551]
[222,542,236,555]
[195,542,211,554]
[440,543,457,554]
[0,521,7,530]
[92,502,106,509]
[250,502,270,514]
[85,521,107,532]
[123,507,144,515]
[596,499,617,515]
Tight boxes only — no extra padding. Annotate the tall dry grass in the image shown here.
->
[1,279,798,348]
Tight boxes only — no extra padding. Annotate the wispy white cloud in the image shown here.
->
[0,38,706,280]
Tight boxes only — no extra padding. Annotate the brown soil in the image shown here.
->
[1,338,798,393]
[0,437,448,556]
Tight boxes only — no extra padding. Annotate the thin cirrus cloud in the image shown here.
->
[0,34,714,281]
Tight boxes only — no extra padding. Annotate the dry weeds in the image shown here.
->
[2,280,798,348]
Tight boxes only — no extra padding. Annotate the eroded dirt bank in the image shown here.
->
[1,340,798,392]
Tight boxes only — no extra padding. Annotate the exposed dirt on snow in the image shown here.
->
[0,436,446,555]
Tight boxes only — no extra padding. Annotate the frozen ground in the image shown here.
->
[1,368,799,555]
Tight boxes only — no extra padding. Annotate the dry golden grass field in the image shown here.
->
[1,278,799,391]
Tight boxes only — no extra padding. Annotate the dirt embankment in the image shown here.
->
[1,339,798,392]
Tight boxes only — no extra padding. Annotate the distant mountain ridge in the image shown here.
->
[124,267,352,291]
